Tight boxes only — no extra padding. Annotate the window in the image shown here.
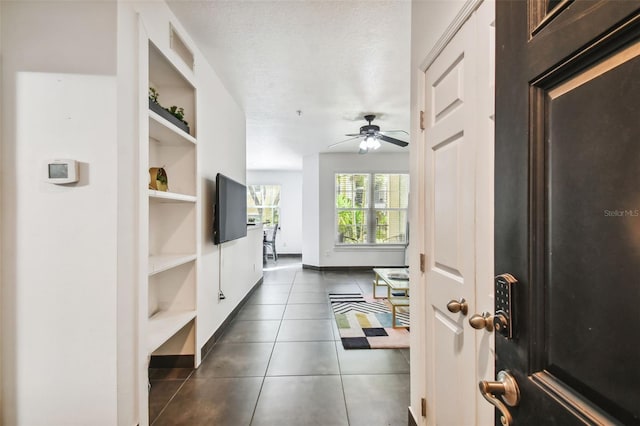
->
[335,173,409,245]
[247,185,281,225]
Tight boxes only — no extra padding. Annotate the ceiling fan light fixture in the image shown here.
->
[329,115,409,153]
[365,135,376,149]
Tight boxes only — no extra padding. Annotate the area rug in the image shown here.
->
[329,293,409,349]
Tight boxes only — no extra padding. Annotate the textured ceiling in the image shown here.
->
[167,0,412,170]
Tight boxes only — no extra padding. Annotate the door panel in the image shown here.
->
[432,57,464,122]
[433,310,466,422]
[528,1,640,77]
[545,44,640,423]
[434,136,463,274]
[495,1,640,424]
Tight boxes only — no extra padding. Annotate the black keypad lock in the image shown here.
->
[494,273,517,339]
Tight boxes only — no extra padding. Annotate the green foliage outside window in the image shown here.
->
[336,174,369,244]
[336,173,409,245]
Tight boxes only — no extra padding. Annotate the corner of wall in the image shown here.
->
[116,2,140,425]
[302,154,320,266]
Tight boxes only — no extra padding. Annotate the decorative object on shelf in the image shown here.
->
[149,167,168,191]
[148,87,191,134]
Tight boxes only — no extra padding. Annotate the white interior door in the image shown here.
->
[424,16,477,426]
[422,1,494,424]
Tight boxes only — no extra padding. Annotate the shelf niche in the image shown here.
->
[148,41,196,139]
[147,261,196,355]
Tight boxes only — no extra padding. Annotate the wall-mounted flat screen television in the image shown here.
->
[213,173,247,244]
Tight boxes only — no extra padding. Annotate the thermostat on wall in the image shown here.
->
[46,159,79,184]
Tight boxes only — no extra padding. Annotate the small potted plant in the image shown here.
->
[148,87,190,134]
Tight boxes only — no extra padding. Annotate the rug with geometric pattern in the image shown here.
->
[329,293,409,349]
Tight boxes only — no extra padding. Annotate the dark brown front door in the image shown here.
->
[495,1,640,425]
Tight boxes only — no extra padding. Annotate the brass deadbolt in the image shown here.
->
[469,312,494,332]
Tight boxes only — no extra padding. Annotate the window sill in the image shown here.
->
[333,244,407,251]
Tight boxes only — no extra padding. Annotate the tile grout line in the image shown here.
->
[150,368,196,426]
[248,275,294,425]
[248,375,268,426]
[332,297,352,426]
[323,286,352,426]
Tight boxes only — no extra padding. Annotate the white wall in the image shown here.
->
[196,48,262,354]
[247,170,303,254]
[302,154,320,266]
[1,2,120,425]
[312,152,410,268]
[198,225,263,347]
[409,1,468,424]
[1,1,257,424]
[411,1,467,69]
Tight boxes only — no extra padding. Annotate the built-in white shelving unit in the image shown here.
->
[147,310,197,354]
[149,254,198,275]
[149,110,197,146]
[137,16,203,426]
[149,190,196,203]
[143,37,198,363]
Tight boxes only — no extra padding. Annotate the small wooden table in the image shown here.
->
[372,268,410,328]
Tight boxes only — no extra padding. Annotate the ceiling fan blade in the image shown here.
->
[345,133,363,137]
[379,134,409,147]
[379,130,409,135]
[328,135,363,149]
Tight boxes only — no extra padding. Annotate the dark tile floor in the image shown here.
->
[150,256,410,426]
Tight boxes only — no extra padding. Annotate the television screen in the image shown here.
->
[213,173,248,244]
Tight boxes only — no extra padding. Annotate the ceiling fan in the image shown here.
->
[329,114,409,154]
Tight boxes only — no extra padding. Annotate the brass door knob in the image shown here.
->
[469,312,494,331]
[478,370,520,426]
[446,298,468,315]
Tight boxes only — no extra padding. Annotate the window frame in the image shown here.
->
[247,184,281,225]
[334,172,409,247]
